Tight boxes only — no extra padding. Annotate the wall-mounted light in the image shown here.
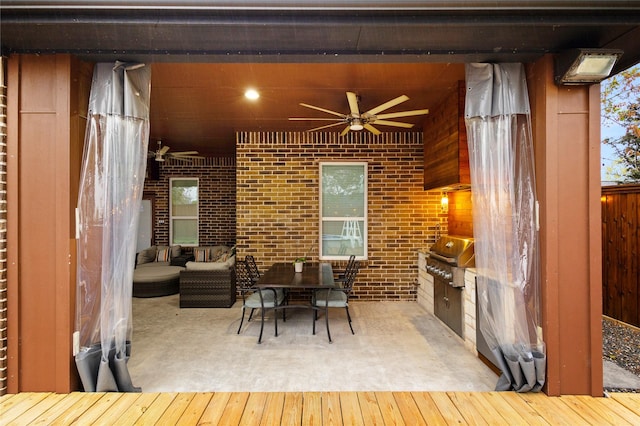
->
[555,48,623,85]
[441,195,449,214]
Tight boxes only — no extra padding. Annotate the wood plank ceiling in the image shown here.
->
[149,62,466,157]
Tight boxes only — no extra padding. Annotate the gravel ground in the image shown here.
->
[602,317,640,393]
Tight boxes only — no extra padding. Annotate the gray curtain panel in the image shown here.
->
[465,63,546,392]
[75,62,151,392]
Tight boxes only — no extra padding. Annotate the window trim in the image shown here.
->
[169,177,199,247]
[319,161,368,261]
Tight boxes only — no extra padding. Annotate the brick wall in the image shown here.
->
[236,131,445,301]
[143,157,236,247]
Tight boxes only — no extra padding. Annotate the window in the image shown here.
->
[170,178,199,246]
[320,162,367,260]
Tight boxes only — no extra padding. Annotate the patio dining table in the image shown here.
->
[255,262,337,343]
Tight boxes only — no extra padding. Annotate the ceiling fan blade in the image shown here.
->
[375,109,430,119]
[372,120,414,128]
[365,95,409,116]
[340,126,351,136]
[171,156,204,161]
[307,122,347,132]
[158,145,170,155]
[346,92,360,116]
[299,103,347,118]
[171,151,199,156]
[289,117,344,121]
[364,123,382,135]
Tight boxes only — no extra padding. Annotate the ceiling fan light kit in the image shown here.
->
[290,91,429,136]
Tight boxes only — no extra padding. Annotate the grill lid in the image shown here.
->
[427,235,475,267]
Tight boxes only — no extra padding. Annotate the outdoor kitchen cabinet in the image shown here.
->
[433,279,464,338]
[423,81,471,191]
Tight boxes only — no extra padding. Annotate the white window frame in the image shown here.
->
[319,162,368,261]
[169,177,199,247]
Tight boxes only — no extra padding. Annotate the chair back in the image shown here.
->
[235,260,255,291]
[245,255,260,283]
[344,254,356,272]
[342,260,360,291]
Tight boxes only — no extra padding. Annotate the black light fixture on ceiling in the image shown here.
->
[555,48,624,85]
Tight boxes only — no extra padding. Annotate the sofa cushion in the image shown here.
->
[185,254,235,271]
[137,261,170,268]
[133,265,184,283]
[194,247,210,262]
[137,246,157,265]
[156,246,171,262]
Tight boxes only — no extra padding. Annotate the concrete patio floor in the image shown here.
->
[128,295,499,393]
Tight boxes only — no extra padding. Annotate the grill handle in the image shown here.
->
[427,251,457,265]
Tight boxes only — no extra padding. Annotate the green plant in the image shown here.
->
[293,257,306,264]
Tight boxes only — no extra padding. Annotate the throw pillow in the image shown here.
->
[194,247,210,262]
[156,248,170,262]
[137,246,156,265]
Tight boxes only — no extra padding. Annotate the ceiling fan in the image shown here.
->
[149,140,203,162]
[289,91,429,136]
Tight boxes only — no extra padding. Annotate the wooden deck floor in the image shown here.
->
[1,391,639,425]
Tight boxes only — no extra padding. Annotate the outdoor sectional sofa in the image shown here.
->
[179,245,237,308]
[133,245,185,297]
[133,245,237,305]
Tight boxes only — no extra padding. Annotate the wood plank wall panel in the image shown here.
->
[447,190,473,237]
[0,57,7,396]
[528,56,603,396]
[423,81,470,190]
[602,184,640,327]
[6,54,88,392]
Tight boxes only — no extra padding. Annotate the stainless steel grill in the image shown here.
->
[426,235,475,288]
[425,235,475,338]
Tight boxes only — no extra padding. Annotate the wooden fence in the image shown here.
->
[601,184,640,327]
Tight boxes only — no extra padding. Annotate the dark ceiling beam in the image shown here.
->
[1,0,638,11]
[2,1,639,73]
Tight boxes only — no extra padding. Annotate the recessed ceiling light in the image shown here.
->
[245,89,260,100]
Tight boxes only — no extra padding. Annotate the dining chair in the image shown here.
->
[312,260,359,335]
[333,254,356,285]
[245,255,260,284]
[236,260,286,343]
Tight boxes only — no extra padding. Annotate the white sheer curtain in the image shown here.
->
[465,63,546,392]
[75,62,151,392]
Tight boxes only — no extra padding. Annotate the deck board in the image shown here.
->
[320,391,342,426]
[410,392,448,425]
[280,392,303,426]
[373,391,405,425]
[1,391,639,425]
[8,393,68,426]
[356,391,385,425]
[258,392,285,426]
[133,392,176,425]
[393,392,426,426]
[177,392,214,425]
[300,392,322,425]
[112,392,161,426]
[338,392,364,426]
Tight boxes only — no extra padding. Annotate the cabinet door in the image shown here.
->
[447,287,463,338]
[434,279,446,322]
